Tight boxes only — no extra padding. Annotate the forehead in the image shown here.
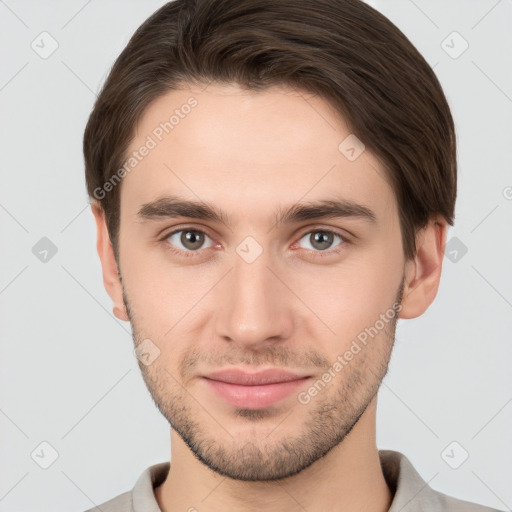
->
[120,83,396,225]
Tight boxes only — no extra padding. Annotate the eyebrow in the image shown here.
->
[137,194,377,227]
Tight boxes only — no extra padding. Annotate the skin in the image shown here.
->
[92,82,446,512]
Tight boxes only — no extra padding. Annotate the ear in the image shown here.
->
[91,202,129,322]
[399,217,447,319]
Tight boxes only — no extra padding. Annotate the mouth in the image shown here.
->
[202,368,312,409]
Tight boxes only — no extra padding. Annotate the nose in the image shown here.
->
[214,247,294,351]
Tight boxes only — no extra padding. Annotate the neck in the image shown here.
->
[155,396,393,512]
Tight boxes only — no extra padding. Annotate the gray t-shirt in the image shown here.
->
[84,449,504,512]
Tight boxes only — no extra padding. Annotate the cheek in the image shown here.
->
[119,243,196,331]
[297,252,402,346]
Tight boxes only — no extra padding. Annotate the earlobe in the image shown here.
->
[398,218,447,319]
[91,202,129,322]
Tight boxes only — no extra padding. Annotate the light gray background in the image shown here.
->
[0,0,511,510]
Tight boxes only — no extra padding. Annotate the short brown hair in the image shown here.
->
[83,0,457,261]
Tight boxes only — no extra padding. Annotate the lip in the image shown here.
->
[202,368,311,409]
[204,368,309,385]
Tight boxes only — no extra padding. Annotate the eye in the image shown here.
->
[164,228,215,254]
[296,229,346,254]
[161,226,348,260]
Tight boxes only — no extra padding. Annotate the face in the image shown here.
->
[112,83,408,481]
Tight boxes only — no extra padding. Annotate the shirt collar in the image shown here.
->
[131,450,443,512]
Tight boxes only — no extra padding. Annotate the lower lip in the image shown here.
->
[203,377,310,409]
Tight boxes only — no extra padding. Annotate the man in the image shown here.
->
[83,0,503,510]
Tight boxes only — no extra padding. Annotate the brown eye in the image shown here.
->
[298,230,345,252]
[166,229,214,252]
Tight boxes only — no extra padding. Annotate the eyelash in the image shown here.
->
[159,226,350,260]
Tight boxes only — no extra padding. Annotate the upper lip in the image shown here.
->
[203,368,310,386]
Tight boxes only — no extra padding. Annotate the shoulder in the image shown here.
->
[81,490,132,512]
[379,449,505,512]
[420,487,505,512]
[79,461,169,512]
